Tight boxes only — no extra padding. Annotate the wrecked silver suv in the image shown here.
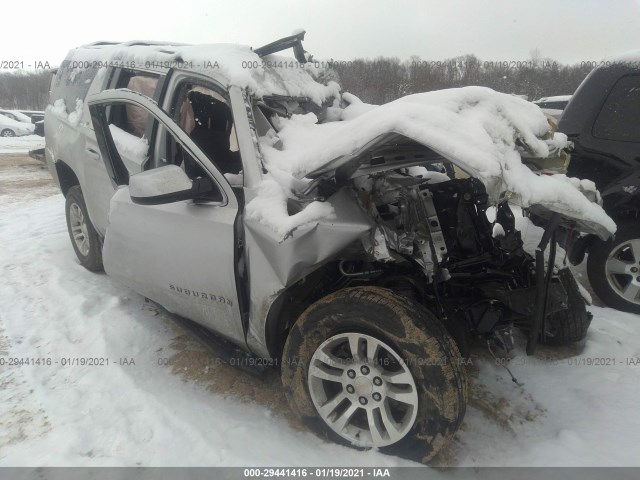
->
[45,32,615,462]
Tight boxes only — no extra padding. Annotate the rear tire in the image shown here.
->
[65,185,103,272]
[587,223,640,314]
[281,286,467,463]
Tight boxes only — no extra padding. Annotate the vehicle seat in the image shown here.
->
[187,90,242,175]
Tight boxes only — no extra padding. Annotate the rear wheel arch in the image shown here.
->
[574,210,639,265]
[55,160,80,197]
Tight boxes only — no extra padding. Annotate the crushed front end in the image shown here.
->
[345,168,583,356]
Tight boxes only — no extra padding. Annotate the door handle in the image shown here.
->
[86,148,100,161]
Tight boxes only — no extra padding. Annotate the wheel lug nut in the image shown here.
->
[347,369,356,379]
[632,267,638,273]
[359,396,368,405]
[373,376,382,386]
[346,385,355,394]
[372,392,381,401]
[360,365,370,375]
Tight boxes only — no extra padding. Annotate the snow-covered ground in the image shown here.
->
[1,152,639,467]
[0,135,44,154]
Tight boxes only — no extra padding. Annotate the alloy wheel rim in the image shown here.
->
[69,203,90,256]
[307,332,419,448]
[605,238,640,305]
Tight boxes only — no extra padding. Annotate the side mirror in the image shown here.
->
[129,165,218,205]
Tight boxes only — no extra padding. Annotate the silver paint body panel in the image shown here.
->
[45,50,613,361]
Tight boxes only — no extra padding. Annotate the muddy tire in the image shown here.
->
[65,185,103,272]
[587,223,640,314]
[281,286,467,463]
[540,268,591,346]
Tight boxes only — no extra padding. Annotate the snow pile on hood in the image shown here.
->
[270,87,559,179]
[70,43,340,105]
[250,87,616,238]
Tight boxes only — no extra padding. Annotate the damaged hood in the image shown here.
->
[302,130,614,240]
[255,87,615,239]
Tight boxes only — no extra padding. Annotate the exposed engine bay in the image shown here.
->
[313,167,582,358]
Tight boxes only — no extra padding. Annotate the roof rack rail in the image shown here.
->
[82,40,189,48]
[83,41,123,47]
[121,40,189,47]
[254,30,308,64]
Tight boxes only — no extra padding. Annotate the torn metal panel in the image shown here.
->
[244,187,374,358]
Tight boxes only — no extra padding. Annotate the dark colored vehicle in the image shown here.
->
[18,110,45,123]
[34,120,44,136]
[558,55,640,313]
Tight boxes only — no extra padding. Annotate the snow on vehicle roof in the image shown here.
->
[535,95,572,103]
[69,42,340,105]
[248,86,616,238]
[603,49,640,64]
[0,112,32,129]
[0,110,32,123]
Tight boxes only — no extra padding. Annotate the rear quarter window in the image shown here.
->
[593,75,640,143]
[50,61,103,112]
[109,70,162,138]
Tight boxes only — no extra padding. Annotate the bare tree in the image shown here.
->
[334,54,591,104]
[0,71,53,110]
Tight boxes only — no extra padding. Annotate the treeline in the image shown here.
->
[0,70,53,110]
[0,54,591,110]
[330,54,592,104]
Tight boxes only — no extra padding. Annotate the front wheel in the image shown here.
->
[65,185,103,272]
[1,129,16,137]
[281,287,467,463]
[587,223,640,314]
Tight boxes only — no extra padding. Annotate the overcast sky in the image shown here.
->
[3,0,640,66]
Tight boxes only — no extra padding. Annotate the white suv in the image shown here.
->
[45,33,614,462]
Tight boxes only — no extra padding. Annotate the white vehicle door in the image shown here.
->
[87,89,246,345]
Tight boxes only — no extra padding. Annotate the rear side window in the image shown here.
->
[111,70,160,137]
[49,62,101,113]
[593,75,640,142]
